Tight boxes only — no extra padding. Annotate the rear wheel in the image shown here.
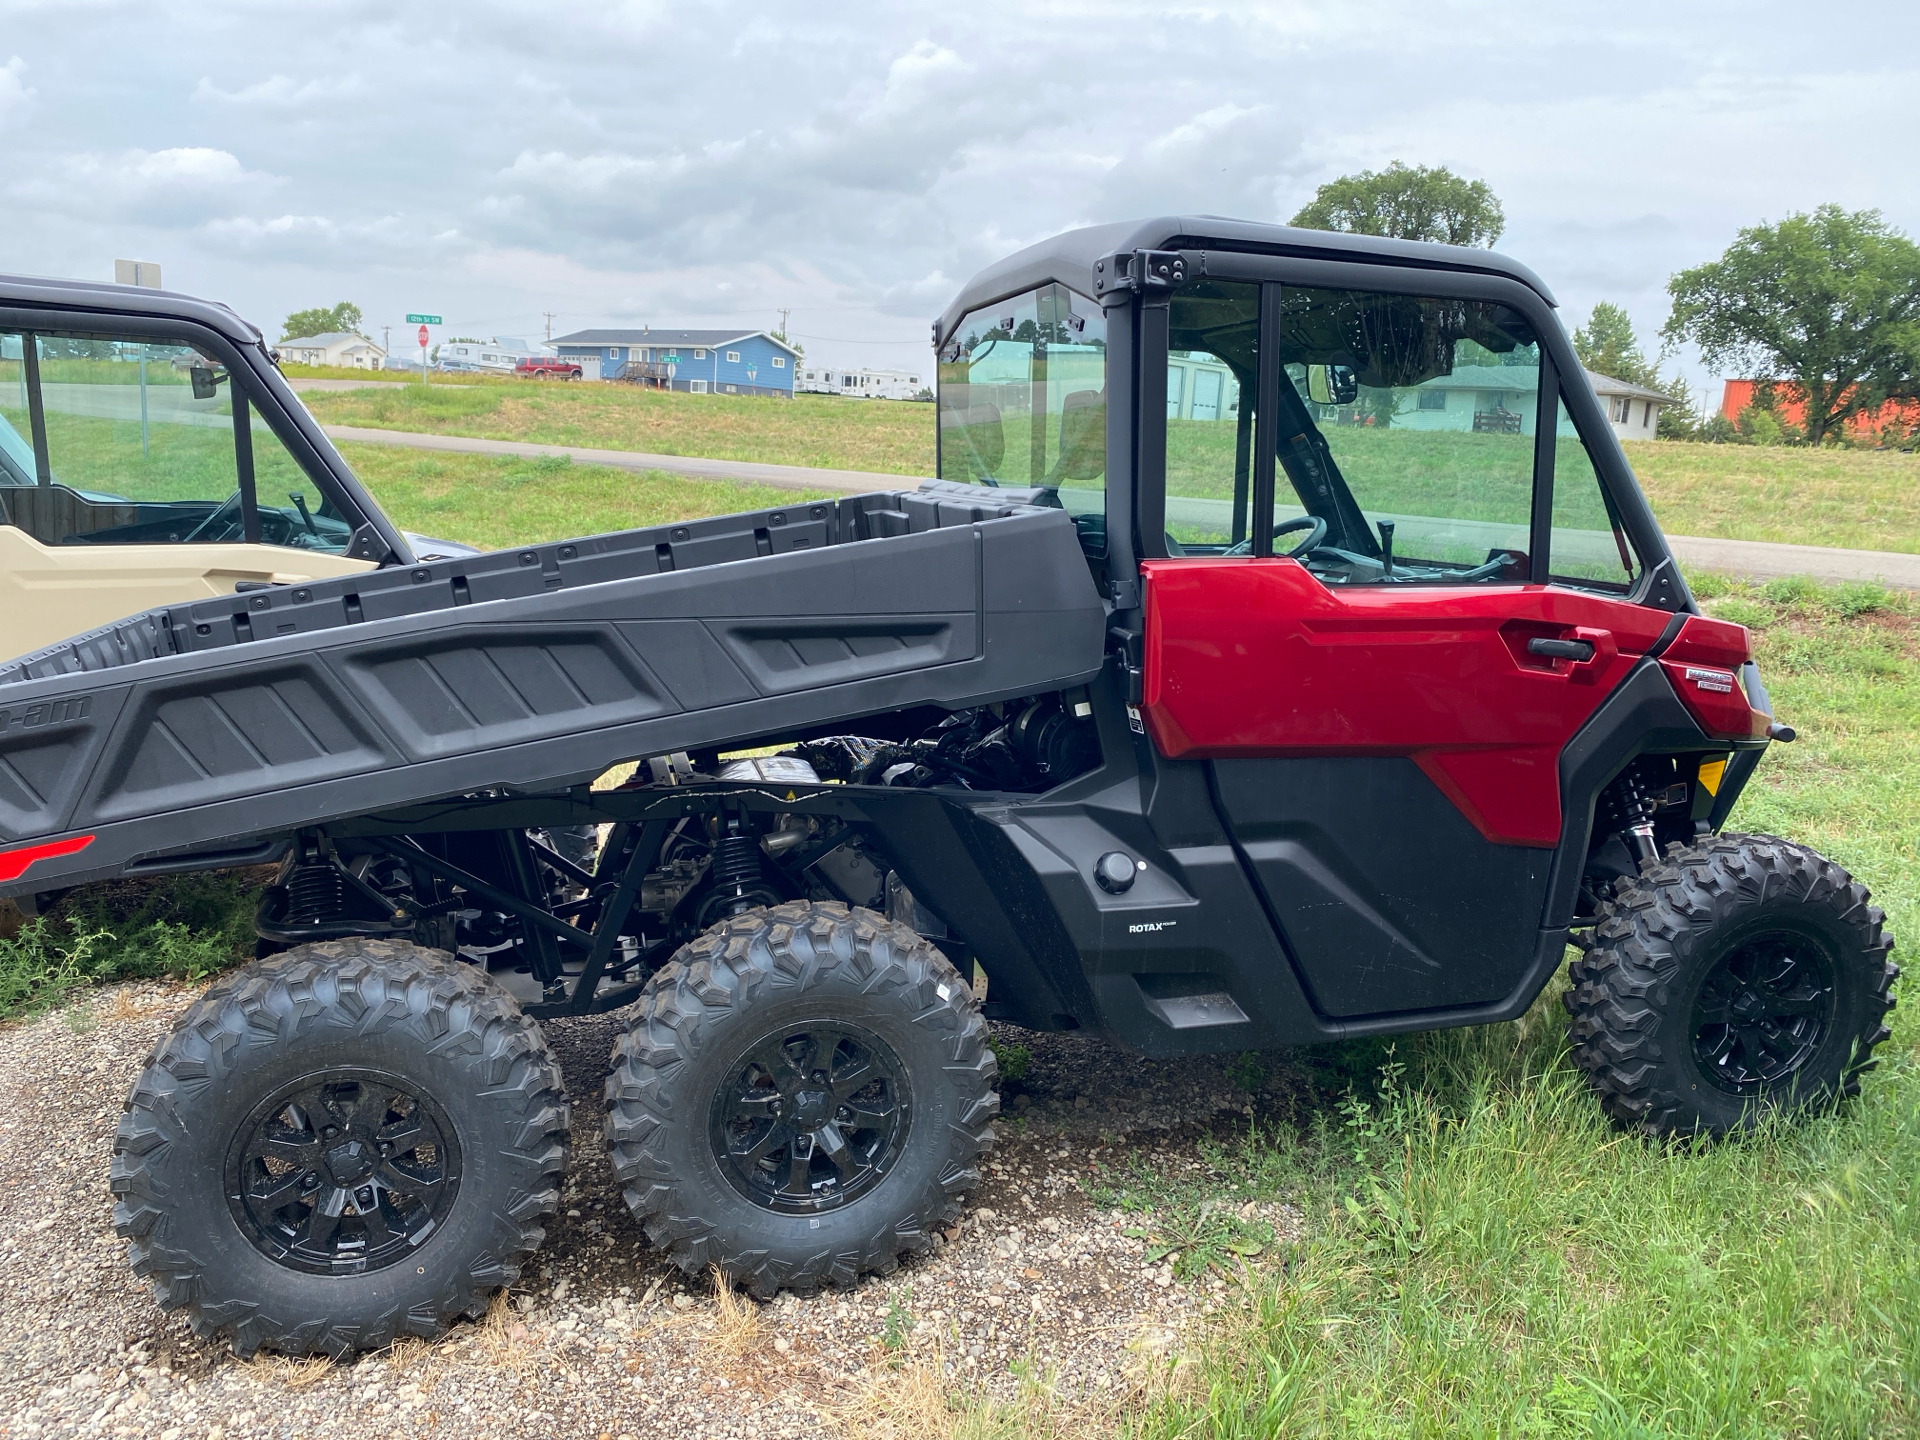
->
[605,902,996,1296]
[111,940,569,1357]
[1565,833,1897,1137]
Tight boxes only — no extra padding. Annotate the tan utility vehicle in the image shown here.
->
[2,275,470,663]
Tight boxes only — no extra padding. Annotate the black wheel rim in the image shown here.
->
[709,1021,911,1214]
[1689,929,1839,1095]
[224,1069,462,1276]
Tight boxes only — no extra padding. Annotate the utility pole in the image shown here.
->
[543,312,556,342]
[775,308,791,342]
[382,326,391,364]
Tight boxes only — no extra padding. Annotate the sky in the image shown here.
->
[2,0,1917,401]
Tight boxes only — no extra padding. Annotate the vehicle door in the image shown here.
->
[1,325,377,663]
[1135,270,1679,1019]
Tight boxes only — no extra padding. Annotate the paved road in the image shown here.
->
[315,422,1920,589]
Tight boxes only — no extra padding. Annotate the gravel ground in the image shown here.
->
[0,979,1301,1440]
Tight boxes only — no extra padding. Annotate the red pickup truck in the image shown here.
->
[514,355,583,380]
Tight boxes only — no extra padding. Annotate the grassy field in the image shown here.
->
[303,380,1920,555]
[1068,580,1919,1440]
[306,379,936,475]
[337,443,834,552]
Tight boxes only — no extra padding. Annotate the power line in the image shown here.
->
[790,332,931,345]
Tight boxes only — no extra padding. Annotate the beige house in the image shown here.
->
[280,331,386,369]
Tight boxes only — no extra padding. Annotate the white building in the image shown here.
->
[1586,371,1674,441]
[280,332,386,369]
[796,365,929,401]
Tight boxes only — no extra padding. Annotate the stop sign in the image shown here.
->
[417,325,429,348]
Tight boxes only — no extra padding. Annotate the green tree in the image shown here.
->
[1663,206,1920,446]
[280,302,364,342]
[1572,301,1659,388]
[1290,162,1505,247]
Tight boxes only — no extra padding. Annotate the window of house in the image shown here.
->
[1610,395,1630,423]
[1417,388,1447,410]
[725,384,737,393]
[695,349,707,360]
[1643,401,1654,428]
[689,379,708,393]
[771,355,785,368]
[726,350,741,363]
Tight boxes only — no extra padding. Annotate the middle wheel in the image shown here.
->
[605,902,998,1296]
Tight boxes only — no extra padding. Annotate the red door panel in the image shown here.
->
[1139,559,1670,846]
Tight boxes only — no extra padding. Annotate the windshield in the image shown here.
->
[937,283,1107,551]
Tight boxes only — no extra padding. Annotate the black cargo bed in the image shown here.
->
[0,482,1107,897]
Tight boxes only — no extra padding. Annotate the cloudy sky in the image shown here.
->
[2,0,1916,394]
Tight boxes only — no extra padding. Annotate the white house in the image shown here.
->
[797,365,928,401]
[1586,371,1674,440]
[280,332,386,369]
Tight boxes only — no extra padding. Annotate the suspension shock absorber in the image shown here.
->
[1604,767,1661,871]
[710,815,767,917]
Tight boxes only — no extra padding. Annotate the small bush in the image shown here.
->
[988,1038,1031,1083]
[1829,581,1890,618]
[1226,1051,1267,1092]
[0,923,115,1019]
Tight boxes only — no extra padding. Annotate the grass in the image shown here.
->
[305,381,935,475]
[1095,579,1920,1438]
[0,869,264,1021]
[1628,441,1920,555]
[336,443,836,552]
[304,378,1920,554]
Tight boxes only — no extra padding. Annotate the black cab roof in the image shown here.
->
[0,272,265,346]
[933,216,1557,348]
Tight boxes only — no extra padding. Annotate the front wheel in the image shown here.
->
[1565,833,1897,1137]
[605,902,997,1296]
[111,941,570,1357]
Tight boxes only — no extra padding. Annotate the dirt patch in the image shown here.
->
[0,985,1300,1439]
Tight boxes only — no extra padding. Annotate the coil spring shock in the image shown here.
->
[284,860,348,926]
[1604,768,1661,870]
[711,819,765,914]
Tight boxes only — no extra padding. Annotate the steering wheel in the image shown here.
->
[1224,513,1329,560]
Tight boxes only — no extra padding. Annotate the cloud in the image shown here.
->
[0,56,33,129]
[8,146,279,226]
[191,74,368,108]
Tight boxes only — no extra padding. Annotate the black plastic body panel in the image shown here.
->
[0,489,1107,895]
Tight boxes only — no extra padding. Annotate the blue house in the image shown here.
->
[550,327,799,397]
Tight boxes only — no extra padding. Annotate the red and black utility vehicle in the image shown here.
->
[0,219,1895,1359]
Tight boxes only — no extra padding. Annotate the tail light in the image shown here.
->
[1659,616,1769,740]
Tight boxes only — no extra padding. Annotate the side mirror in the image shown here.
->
[189,365,219,400]
[1306,364,1359,406]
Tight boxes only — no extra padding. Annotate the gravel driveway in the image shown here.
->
[0,979,1299,1439]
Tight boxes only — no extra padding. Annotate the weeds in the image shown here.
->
[988,1039,1030,1083]
[1124,1203,1273,1282]
[1224,1051,1265,1092]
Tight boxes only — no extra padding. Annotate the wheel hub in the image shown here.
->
[224,1070,462,1276]
[709,1022,911,1215]
[1690,930,1838,1095]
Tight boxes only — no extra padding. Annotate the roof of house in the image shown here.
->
[552,328,799,356]
[1584,369,1674,403]
[282,331,381,350]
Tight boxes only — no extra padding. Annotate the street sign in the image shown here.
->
[406,313,442,325]
[417,325,430,348]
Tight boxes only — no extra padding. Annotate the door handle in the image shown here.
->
[1527,627,1615,682]
[1527,636,1594,662]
